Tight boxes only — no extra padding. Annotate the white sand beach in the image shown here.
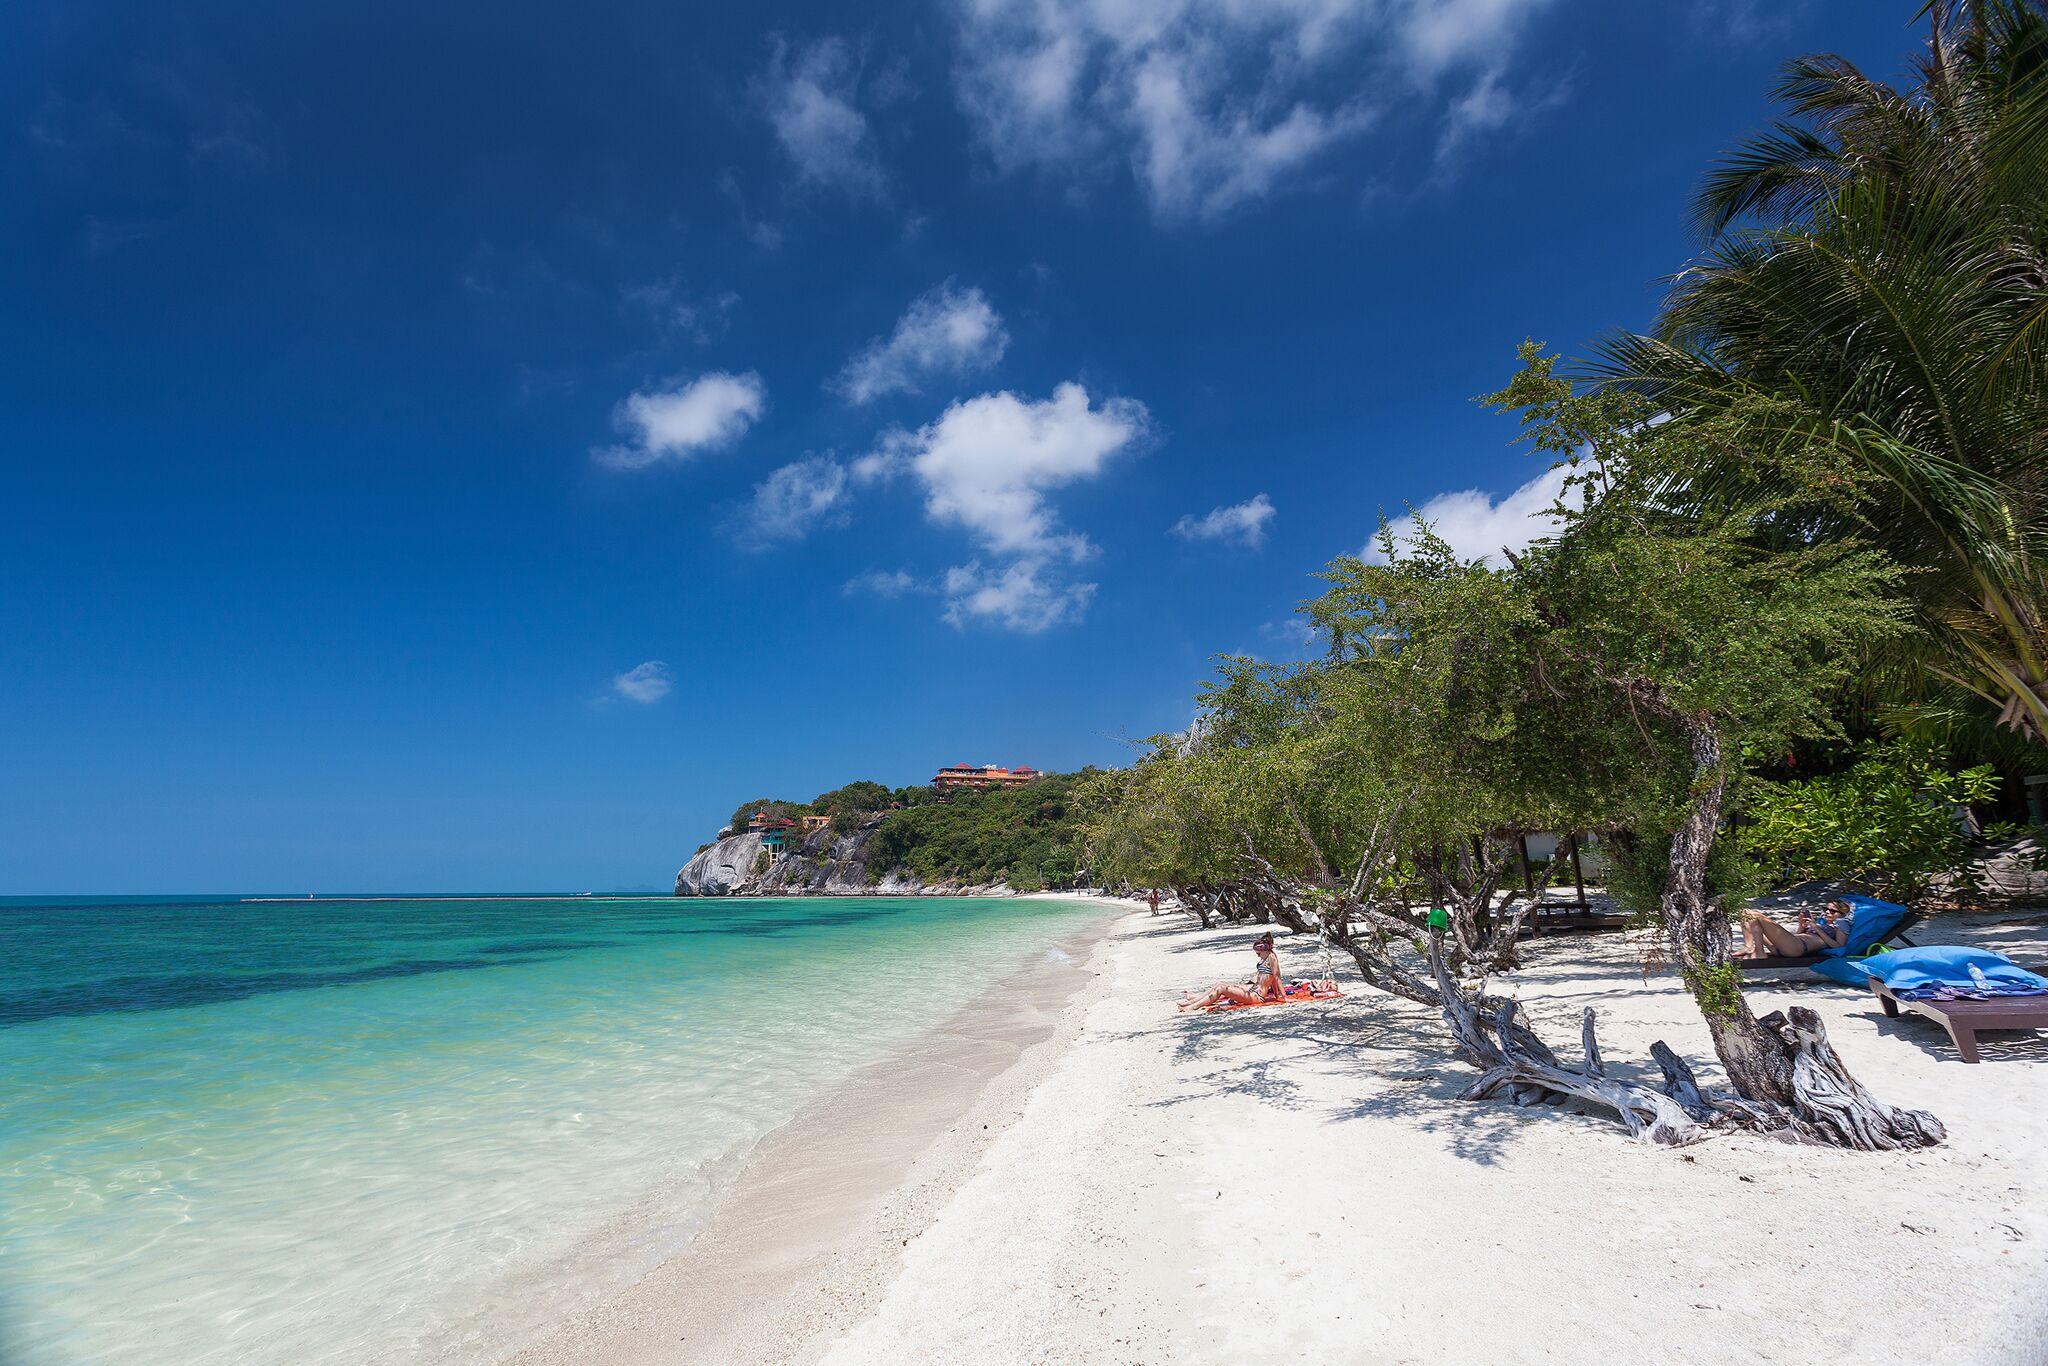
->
[531,900,2048,1365]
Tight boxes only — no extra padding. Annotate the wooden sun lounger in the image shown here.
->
[1520,909,1631,936]
[1867,966,2048,1063]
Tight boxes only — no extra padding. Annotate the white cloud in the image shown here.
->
[1433,63,1513,167]
[833,282,1009,404]
[613,660,673,703]
[888,382,1148,561]
[1128,56,1373,218]
[862,382,1148,631]
[737,454,851,546]
[949,0,1560,218]
[849,435,911,487]
[1431,63,1571,178]
[1172,493,1275,549]
[761,37,886,198]
[843,568,929,598]
[1366,463,1571,564]
[942,560,1098,633]
[1401,0,1548,77]
[594,372,766,470]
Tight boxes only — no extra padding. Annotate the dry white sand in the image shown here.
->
[514,902,2048,1365]
[823,908,2048,1365]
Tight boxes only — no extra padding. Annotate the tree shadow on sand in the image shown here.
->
[1130,992,1655,1167]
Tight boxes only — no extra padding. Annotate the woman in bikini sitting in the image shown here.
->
[1737,898,1853,960]
[1180,932,1287,1011]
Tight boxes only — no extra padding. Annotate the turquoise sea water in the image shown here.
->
[0,894,1109,1365]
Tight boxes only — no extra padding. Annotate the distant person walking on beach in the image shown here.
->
[1179,933,1286,1011]
[1148,889,1160,916]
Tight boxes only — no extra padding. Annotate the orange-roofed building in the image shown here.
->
[931,763,1041,792]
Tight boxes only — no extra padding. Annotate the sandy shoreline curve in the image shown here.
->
[501,901,2047,1364]
[824,909,2048,1365]
[503,896,1128,1366]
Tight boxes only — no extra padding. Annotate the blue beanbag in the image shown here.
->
[1817,944,2048,997]
[1832,895,1910,957]
[1810,954,1884,987]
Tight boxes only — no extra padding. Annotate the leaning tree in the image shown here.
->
[1095,346,1950,1149]
[1341,347,1946,1148]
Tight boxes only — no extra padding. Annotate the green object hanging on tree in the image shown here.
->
[1425,907,1451,931]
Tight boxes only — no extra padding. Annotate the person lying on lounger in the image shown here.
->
[1737,899,1852,959]
[1180,932,1287,1011]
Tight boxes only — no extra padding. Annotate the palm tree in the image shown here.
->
[1596,0,2048,745]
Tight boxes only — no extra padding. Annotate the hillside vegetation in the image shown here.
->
[723,772,1094,892]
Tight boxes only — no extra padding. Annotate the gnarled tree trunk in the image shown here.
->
[1658,720,1797,1102]
[1658,719,1944,1149]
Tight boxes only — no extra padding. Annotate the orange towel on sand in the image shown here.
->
[1195,980,1343,1012]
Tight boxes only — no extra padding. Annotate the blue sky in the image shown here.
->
[2,0,1921,892]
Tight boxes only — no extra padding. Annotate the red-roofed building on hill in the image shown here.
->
[932,763,1041,792]
[747,809,800,850]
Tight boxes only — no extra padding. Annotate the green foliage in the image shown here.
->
[1085,343,1913,1029]
[1480,345,1909,775]
[748,850,771,877]
[720,773,1084,889]
[1738,742,2000,900]
[1684,960,1746,1019]
[726,798,803,834]
[1604,829,1765,922]
[812,780,894,815]
[1595,4,2048,746]
[726,779,903,838]
[864,774,1085,888]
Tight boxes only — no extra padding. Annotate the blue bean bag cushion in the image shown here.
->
[1832,895,1910,957]
[1813,944,2048,997]
[1810,954,1884,987]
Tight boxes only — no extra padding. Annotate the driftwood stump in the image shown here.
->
[1771,1008,1946,1149]
[1457,1005,1705,1145]
[1650,1011,1944,1149]
[1425,935,1706,1146]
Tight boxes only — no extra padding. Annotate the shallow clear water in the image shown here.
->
[0,894,1108,1364]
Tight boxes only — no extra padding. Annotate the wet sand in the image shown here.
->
[507,903,1121,1365]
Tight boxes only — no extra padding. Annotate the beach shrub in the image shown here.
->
[1738,743,1998,901]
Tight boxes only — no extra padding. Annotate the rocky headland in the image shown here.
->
[673,823,1018,897]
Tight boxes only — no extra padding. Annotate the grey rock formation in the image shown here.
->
[673,821,1018,897]
[674,832,769,896]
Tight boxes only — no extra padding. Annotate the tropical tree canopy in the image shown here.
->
[1596,0,2048,745]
